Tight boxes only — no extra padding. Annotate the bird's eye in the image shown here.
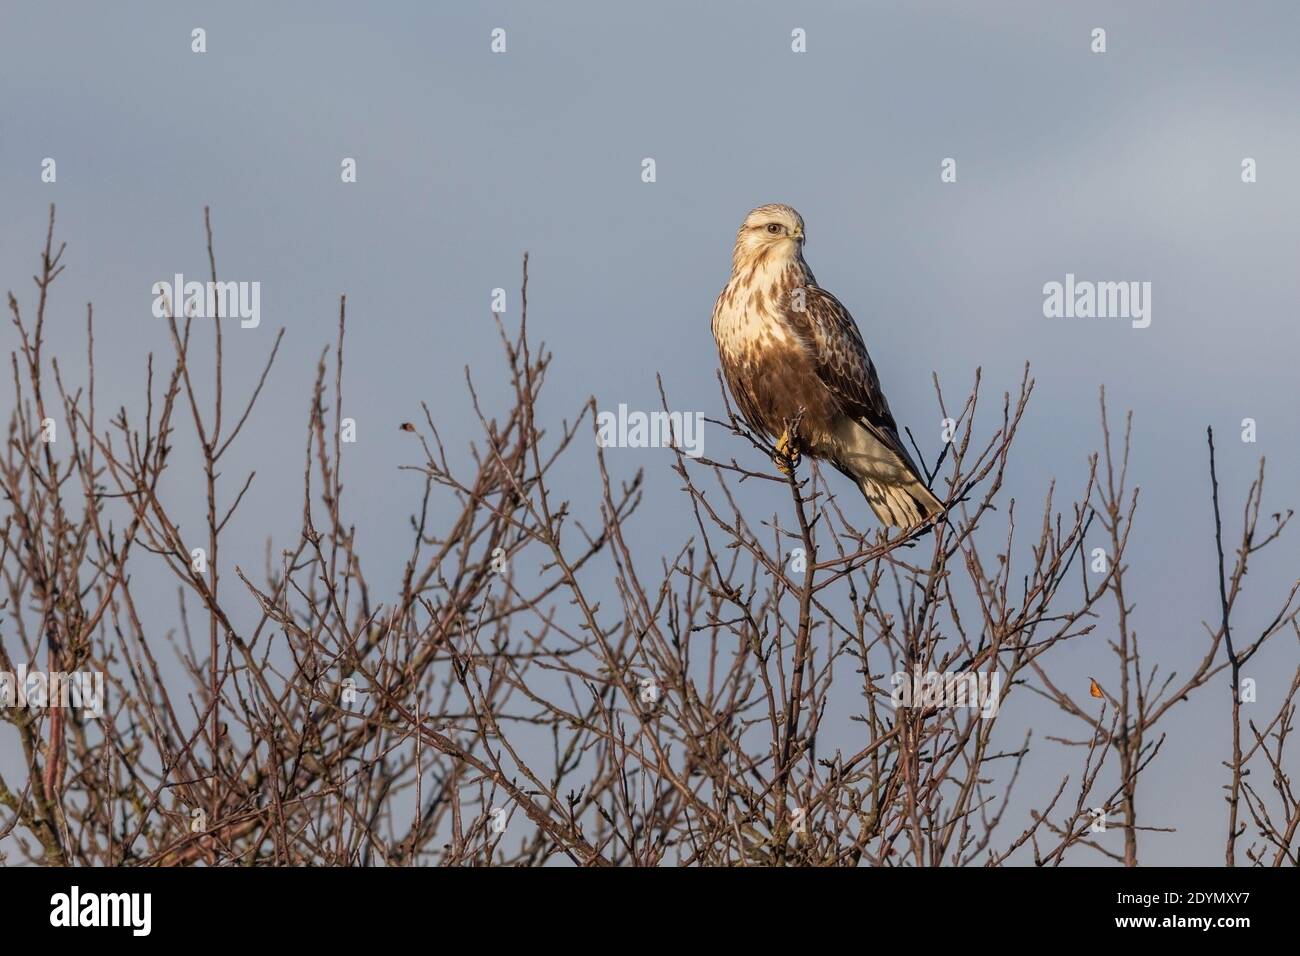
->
[766,223,783,235]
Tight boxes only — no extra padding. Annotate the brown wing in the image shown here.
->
[784,285,926,476]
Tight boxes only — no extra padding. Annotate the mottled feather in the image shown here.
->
[786,285,930,483]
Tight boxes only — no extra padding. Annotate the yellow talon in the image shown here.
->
[774,428,801,475]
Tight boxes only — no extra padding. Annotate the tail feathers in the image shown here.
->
[859,475,944,529]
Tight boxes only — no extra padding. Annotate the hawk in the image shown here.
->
[710,204,944,528]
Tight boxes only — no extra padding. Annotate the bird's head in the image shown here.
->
[732,204,806,269]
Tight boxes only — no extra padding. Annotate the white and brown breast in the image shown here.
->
[712,253,843,451]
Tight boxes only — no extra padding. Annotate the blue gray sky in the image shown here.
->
[3,1,1300,864]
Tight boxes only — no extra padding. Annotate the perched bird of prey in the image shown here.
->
[710,204,944,528]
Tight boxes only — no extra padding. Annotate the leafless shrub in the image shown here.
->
[1,209,1295,866]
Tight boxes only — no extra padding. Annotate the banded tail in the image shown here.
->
[858,475,944,529]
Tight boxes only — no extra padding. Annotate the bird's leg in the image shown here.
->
[774,426,801,475]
